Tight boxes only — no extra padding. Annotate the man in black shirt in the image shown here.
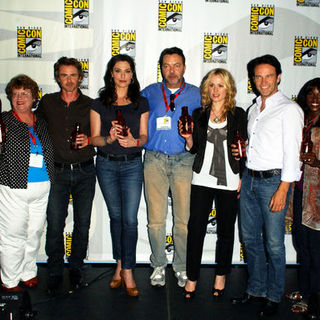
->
[37,57,96,293]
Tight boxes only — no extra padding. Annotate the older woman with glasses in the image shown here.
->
[0,74,54,291]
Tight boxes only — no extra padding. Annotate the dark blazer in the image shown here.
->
[189,107,247,176]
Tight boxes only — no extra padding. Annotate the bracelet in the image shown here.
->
[104,136,108,145]
[136,139,140,147]
[87,137,90,145]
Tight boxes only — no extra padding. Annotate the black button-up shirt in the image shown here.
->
[36,90,95,164]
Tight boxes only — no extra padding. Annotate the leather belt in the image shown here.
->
[247,168,281,178]
[98,150,141,162]
[54,158,94,170]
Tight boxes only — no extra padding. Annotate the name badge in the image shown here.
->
[29,153,43,168]
[156,116,171,130]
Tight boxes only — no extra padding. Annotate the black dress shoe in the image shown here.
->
[47,275,63,294]
[69,268,85,289]
[231,293,263,305]
[258,300,279,317]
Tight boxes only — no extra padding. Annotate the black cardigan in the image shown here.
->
[189,107,247,177]
[0,111,54,189]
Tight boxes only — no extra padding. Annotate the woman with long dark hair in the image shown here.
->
[286,78,320,318]
[90,54,149,297]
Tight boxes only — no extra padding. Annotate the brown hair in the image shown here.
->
[54,56,83,83]
[5,74,39,101]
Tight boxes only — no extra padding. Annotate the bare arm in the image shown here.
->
[90,109,116,146]
[117,111,149,148]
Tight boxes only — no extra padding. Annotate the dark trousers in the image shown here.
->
[292,186,320,299]
[186,184,238,281]
[45,163,96,276]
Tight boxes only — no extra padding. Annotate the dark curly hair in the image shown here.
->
[99,54,140,107]
[297,77,320,127]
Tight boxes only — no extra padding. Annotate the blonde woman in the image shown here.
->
[179,68,247,300]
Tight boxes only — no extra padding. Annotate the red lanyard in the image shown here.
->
[162,82,186,112]
[12,111,36,145]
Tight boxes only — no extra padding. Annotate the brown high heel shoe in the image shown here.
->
[120,270,139,297]
[109,276,121,289]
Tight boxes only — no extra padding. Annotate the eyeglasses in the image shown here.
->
[169,94,175,111]
[12,92,32,99]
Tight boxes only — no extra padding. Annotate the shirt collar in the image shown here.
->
[256,90,281,110]
[162,78,185,92]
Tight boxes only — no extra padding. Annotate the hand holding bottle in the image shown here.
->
[115,110,128,137]
[233,130,247,158]
[178,120,193,150]
[70,122,83,150]
[117,127,138,148]
[300,152,320,167]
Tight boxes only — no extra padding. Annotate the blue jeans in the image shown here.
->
[144,150,194,272]
[240,169,290,303]
[96,155,143,269]
[45,162,96,276]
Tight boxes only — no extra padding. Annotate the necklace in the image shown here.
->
[211,109,224,123]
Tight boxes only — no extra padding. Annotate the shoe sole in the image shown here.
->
[151,280,165,287]
[177,280,186,288]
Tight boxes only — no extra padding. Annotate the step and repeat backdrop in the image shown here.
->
[0,0,319,264]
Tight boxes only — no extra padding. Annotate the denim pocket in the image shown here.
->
[79,163,96,176]
[177,153,194,167]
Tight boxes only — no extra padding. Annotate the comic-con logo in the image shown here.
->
[79,59,89,89]
[158,1,183,32]
[206,208,217,234]
[247,77,253,94]
[250,5,275,35]
[111,30,136,58]
[297,0,320,7]
[64,0,89,28]
[294,36,318,66]
[285,217,292,234]
[65,232,72,258]
[203,33,228,63]
[165,234,174,255]
[240,243,246,262]
[17,27,42,58]
[32,89,43,111]
[157,63,162,82]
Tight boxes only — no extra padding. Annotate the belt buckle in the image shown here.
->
[71,163,80,170]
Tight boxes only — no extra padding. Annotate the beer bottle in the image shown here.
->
[116,110,128,136]
[179,106,192,134]
[70,122,82,150]
[233,130,246,158]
